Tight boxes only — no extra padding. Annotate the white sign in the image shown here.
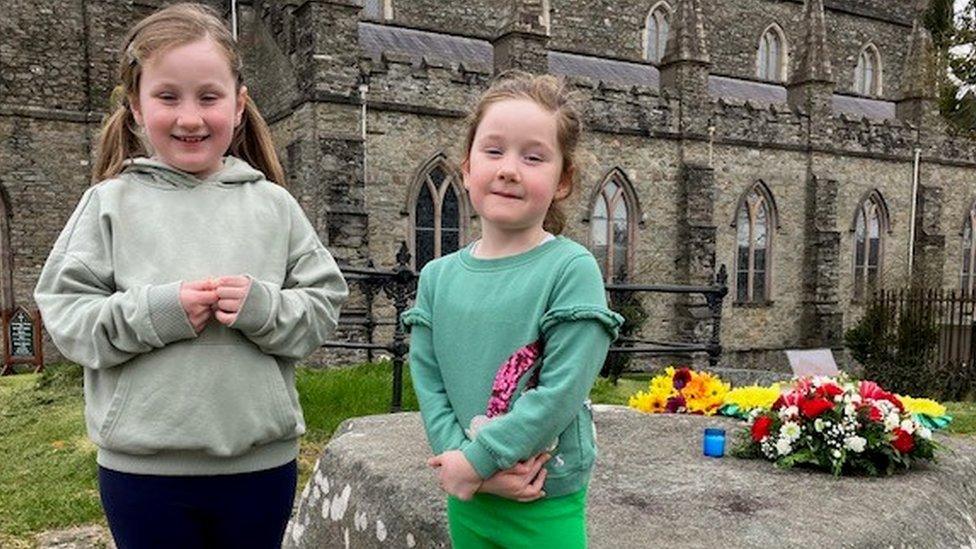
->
[785,348,839,377]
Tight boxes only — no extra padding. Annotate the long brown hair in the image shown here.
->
[92,3,284,185]
[462,71,583,234]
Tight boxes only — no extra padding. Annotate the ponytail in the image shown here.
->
[230,95,285,186]
[92,101,145,183]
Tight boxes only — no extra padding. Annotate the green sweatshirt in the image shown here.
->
[403,237,622,497]
[34,157,348,476]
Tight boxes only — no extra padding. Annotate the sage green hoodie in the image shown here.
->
[34,157,348,475]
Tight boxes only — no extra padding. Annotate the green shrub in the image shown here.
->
[601,290,649,383]
[845,295,955,399]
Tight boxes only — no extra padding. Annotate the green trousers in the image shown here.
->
[446,488,588,549]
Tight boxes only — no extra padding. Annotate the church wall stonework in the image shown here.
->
[4,0,976,371]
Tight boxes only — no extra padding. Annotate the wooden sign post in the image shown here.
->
[1,307,43,375]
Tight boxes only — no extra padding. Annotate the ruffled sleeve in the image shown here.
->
[540,304,623,341]
[401,307,431,331]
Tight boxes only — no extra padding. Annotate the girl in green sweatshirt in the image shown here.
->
[34,4,347,548]
[403,72,623,548]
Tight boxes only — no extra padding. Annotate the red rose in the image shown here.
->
[891,428,915,453]
[816,383,844,399]
[800,397,834,418]
[752,415,773,442]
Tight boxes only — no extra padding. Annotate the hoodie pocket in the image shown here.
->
[101,341,300,457]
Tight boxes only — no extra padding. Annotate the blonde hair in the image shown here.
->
[93,3,285,185]
[462,71,582,234]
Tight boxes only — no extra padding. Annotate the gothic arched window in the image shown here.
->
[409,156,468,271]
[734,182,777,303]
[961,202,976,295]
[757,24,788,82]
[643,2,672,63]
[852,191,889,300]
[589,169,640,282]
[854,44,882,96]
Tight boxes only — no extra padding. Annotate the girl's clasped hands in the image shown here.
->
[428,450,551,502]
[179,276,252,332]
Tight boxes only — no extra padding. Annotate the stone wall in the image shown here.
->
[5,0,976,372]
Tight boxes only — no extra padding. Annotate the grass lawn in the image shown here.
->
[1,364,973,546]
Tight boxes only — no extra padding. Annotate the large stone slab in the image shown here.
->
[284,406,976,549]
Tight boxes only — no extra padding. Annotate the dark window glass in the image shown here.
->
[416,228,435,270]
[429,166,446,188]
[868,238,879,266]
[441,228,460,256]
[442,187,459,229]
[416,183,434,229]
[737,246,750,275]
[737,271,749,302]
[753,269,766,301]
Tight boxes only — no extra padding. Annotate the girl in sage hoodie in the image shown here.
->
[33,4,347,548]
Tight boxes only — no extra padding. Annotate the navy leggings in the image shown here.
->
[98,460,297,549]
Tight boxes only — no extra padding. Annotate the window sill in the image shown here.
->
[732,300,774,308]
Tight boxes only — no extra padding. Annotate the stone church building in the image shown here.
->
[3,0,976,369]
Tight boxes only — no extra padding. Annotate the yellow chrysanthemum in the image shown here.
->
[723,383,781,411]
[628,389,669,414]
[897,395,946,417]
[629,367,731,416]
[650,369,675,395]
[684,371,730,415]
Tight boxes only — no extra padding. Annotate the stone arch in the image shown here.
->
[643,1,672,63]
[585,168,642,282]
[757,23,789,82]
[404,153,470,271]
[854,43,883,96]
[732,181,778,303]
[850,189,891,299]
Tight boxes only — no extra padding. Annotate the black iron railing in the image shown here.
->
[323,243,727,410]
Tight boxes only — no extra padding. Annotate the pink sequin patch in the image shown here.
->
[486,340,543,418]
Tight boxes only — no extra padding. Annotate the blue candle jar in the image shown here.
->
[703,427,726,458]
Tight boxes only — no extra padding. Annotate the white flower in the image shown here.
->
[918,427,932,440]
[844,403,856,416]
[900,419,916,434]
[844,436,867,453]
[780,405,799,418]
[775,437,793,456]
[780,421,802,441]
[832,449,842,458]
[814,418,825,432]
[884,413,901,431]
